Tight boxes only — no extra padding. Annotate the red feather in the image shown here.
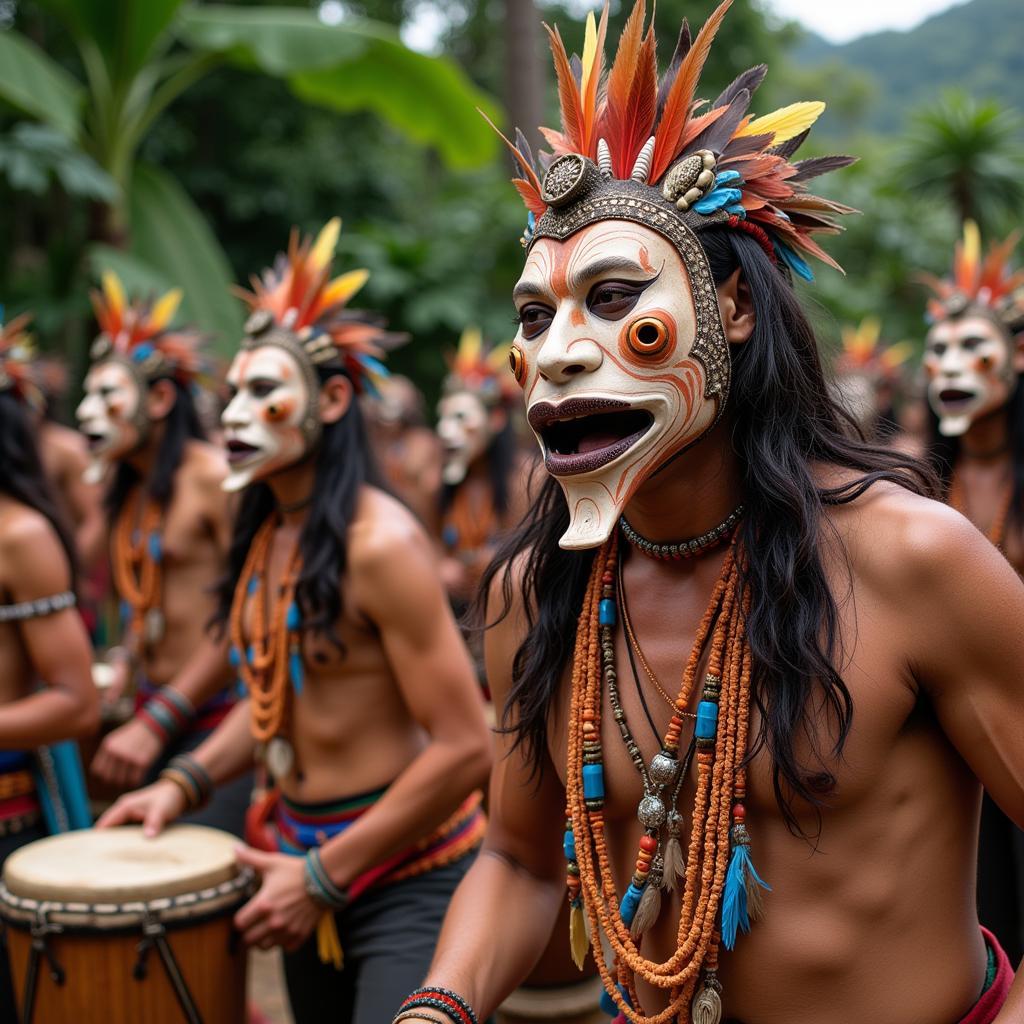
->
[602,0,655,176]
[514,178,548,217]
[479,108,544,199]
[679,104,728,150]
[650,0,733,183]
[545,23,584,154]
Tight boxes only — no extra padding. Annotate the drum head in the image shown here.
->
[3,825,239,903]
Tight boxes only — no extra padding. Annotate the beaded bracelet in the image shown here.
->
[303,847,349,912]
[137,688,196,745]
[398,988,479,1024]
[393,1012,449,1024]
[158,753,212,810]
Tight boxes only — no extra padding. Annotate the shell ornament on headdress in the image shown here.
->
[492,0,856,399]
[836,317,912,381]
[920,220,1024,335]
[443,326,518,406]
[0,310,43,411]
[89,271,207,387]
[236,218,404,405]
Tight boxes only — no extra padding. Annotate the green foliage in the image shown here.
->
[0,28,82,136]
[0,123,116,199]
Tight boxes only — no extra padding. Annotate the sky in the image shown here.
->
[764,0,966,43]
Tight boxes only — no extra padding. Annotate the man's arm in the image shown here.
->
[908,503,1024,1020]
[412,563,568,1019]
[0,514,98,745]
[317,506,493,888]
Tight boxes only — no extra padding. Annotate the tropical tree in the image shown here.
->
[0,0,497,346]
[899,90,1024,235]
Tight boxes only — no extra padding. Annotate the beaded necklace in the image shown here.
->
[949,471,1013,548]
[619,507,744,562]
[229,516,305,778]
[563,534,768,1024]
[111,490,165,646]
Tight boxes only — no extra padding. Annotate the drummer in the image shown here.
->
[78,274,249,834]
[100,221,491,1024]
[0,311,98,1017]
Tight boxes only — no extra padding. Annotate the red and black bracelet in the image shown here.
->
[396,987,478,1024]
[137,687,196,745]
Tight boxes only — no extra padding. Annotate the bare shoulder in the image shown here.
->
[347,485,432,573]
[0,500,68,594]
[41,422,88,461]
[182,440,228,490]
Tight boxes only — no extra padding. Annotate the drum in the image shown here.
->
[0,825,254,1024]
[497,902,604,1024]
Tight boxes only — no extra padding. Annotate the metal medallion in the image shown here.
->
[266,736,295,779]
[144,608,165,645]
[637,794,666,829]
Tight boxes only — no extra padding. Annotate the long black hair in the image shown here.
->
[105,378,206,518]
[482,226,937,833]
[213,368,380,643]
[440,411,517,519]
[925,352,1024,528]
[0,390,77,588]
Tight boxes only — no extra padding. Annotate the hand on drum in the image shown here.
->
[96,778,187,836]
[91,716,164,789]
[233,846,321,952]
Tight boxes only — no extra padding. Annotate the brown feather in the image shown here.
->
[655,20,691,118]
[478,108,543,197]
[545,23,584,154]
[651,0,733,182]
[790,155,857,183]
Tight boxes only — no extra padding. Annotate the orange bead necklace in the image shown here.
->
[111,489,165,646]
[949,471,1013,548]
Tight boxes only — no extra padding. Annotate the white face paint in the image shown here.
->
[437,390,493,486]
[513,220,719,549]
[923,314,1015,437]
[76,361,144,481]
[221,345,312,493]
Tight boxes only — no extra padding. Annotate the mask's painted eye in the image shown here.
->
[588,279,648,320]
[508,344,527,387]
[626,316,671,359]
[518,303,553,340]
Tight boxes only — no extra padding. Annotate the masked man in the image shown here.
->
[78,275,247,833]
[99,220,491,1024]
[0,313,99,1018]
[436,327,533,608]
[394,4,1024,1024]
[832,317,914,447]
[921,221,1024,965]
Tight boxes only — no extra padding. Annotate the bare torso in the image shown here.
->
[543,482,992,1024]
[0,499,45,706]
[125,442,227,683]
[238,487,433,803]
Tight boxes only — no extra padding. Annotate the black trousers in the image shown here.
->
[0,824,47,1021]
[283,853,474,1024]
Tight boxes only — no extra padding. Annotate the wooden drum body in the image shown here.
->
[0,825,253,1024]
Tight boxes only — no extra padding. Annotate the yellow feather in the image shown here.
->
[310,217,342,270]
[881,341,914,369]
[737,101,825,145]
[488,344,511,373]
[149,288,183,331]
[961,219,981,276]
[857,315,881,350]
[320,268,369,307]
[101,270,126,315]
[580,11,598,100]
[458,325,483,366]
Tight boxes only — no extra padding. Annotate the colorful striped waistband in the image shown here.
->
[0,755,40,836]
[276,788,486,902]
[135,678,236,735]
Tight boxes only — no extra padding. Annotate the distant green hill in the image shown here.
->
[790,0,1024,134]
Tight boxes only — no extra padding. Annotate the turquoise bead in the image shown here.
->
[289,649,304,695]
[286,601,301,632]
[148,531,162,562]
[619,882,644,926]
[695,699,719,739]
[228,646,241,668]
[563,829,576,862]
[582,764,605,801]
[599,599,616,626]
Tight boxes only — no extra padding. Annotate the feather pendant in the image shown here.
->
[569,901,590,970]
[722,826,771,950]
[629,881,662,938]
[650,0,733,183]
[661,834,685,891]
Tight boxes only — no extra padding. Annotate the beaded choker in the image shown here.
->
[564,534,769,1024]
[229,517,305,779]
[619,506,744,561]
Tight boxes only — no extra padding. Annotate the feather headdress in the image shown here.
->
[920,220,1024,333]
[836,317,912,380]
[494,0,855,281]
[89,271,206,385]
[443,326,517,406]
[0,310,43,410]
[236,218,404,394]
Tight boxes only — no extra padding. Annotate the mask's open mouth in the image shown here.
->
[529,398,653,476]
[938,387,977,408]
[225,439,262,465]
[83,431,108,452]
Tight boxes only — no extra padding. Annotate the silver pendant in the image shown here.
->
[266,736,294,779]
[144,608,165,645]
[637,793,666,828]
[649,752,679,786]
